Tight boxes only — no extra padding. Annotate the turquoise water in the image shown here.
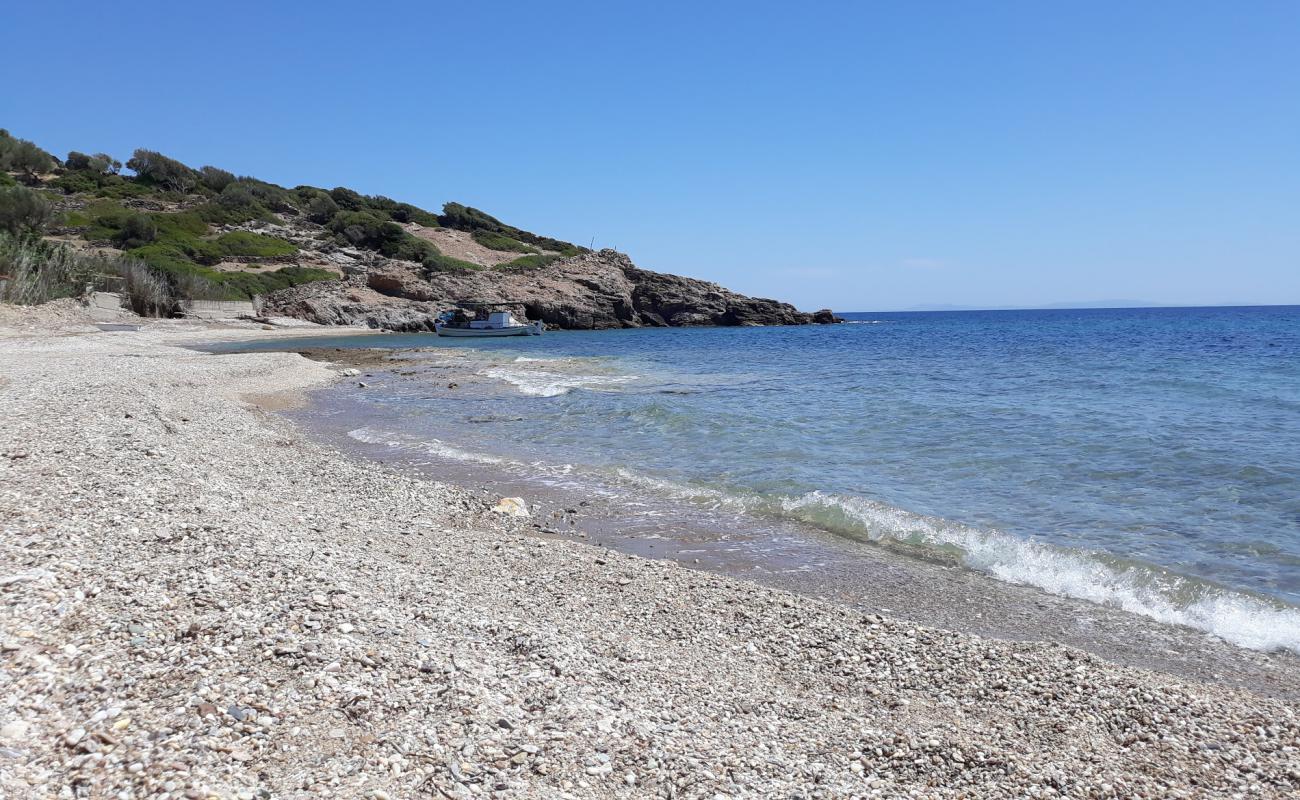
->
[221,306,1300,652]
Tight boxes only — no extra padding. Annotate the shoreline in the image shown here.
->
[289,345,1300,701]
[2,313,1299,797]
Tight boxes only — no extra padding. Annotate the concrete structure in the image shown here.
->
[185,297,262,320]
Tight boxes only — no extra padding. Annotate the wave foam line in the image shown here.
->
[481,366,635,397]
[780,491,1300,655]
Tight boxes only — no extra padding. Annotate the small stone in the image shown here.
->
[228,706,247,722]
[491,497,529,517]
[0,720,29,741]
[339,623,355,634]
[65,728,86,746]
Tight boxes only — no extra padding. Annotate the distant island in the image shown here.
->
[0,128,836,329]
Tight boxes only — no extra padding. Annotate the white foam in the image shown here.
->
[780,491,1300,654]
[481,366,634,397]
[347,427,506,465]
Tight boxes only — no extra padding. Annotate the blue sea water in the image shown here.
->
[224,306,1300,653]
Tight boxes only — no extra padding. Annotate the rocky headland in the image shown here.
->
[1,128,837,332]
[265,247,838,332]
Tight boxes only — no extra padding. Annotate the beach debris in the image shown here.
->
[338,368,361,377]
[491,497,530,517]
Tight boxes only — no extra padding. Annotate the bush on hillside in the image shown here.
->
[214,231,296,258]
[50,171,100,194]
[126,149,199,192]
[199,165,236,192]
[472,229,536,253]
[329,186,365,211]
[235,178,295,213]
[305,193,338,224]
[422,253,482,272]
[327,210,405,251]
[497,253,561,270]
[195,183,275,225]
[0,185,53,234]
[440,201,583,256]
[114,212,157,249]
[91,176,152,199]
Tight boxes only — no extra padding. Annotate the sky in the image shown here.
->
[3,1,1298,311]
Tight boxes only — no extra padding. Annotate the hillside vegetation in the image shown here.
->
[0,128,586,312]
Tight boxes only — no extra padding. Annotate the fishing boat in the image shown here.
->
[434,303,545,337]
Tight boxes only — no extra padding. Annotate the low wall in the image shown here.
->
[186,297,262,320]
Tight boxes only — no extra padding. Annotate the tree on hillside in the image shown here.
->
[0,131,58,180]
[126,149,198,192]
[0,186,53,234]
[66,151,123,175]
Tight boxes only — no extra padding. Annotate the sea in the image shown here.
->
[217,306,1300,656]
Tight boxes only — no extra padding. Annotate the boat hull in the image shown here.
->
[434,322,543,337]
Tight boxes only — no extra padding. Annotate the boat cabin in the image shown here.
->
[467,311,519,329]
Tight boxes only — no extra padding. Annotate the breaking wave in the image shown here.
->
[481,366,636,397]
[604,468,1300,654]
[774,491,1300,654]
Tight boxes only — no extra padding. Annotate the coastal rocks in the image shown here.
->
[263,249,840,331]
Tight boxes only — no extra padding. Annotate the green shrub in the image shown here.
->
[389,203,441,227]
[114,212,157,249]
[497,253,561,270]
[214,231,296,258]
[83,201,133,240]
[329,186,365,210]
[236,178,294,212]
[0,172,15,188]
[0,186,53,234]
[127,242,205,274]
[199,166,235,192]
[93,177,152,199]
[50,171,100,195]
[215,266,335,298]
[63,210,91,227]
[440,201,583,255]
[422,253,482,272]
[327,209,404,250]
[195,183,277,224]
[305,193,338,224]
[472,229,536,253]
[126,149,199,192]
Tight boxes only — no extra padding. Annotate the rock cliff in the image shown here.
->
[264,249,838,331]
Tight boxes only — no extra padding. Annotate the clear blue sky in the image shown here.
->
[4,1,1298,311]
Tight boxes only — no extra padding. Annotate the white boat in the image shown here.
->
[435,307,544,337]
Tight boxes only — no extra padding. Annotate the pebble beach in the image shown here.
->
[2,309,1298,799]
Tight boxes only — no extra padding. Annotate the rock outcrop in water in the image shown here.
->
[264,249,838,331]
